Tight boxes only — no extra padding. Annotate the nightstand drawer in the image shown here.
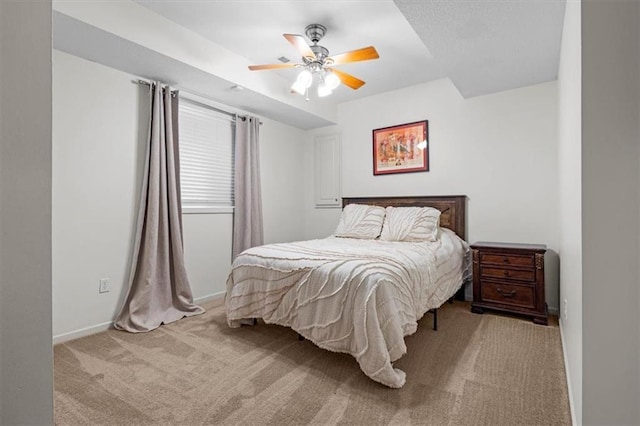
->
[480,253,534,268]
[480,266,536,282]
[481,282,535,309]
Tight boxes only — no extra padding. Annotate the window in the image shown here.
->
[178,98,235,213]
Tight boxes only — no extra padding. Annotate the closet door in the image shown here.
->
[314,134,341,208]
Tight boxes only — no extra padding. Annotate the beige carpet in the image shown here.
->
[54,300,571,425]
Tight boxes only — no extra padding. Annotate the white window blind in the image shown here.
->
[178,98,235,213]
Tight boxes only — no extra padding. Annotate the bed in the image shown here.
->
[225,195,471,388]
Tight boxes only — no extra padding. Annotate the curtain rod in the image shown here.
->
[135,79,262,125]
[180,96,237,120]
[136,79,178,96]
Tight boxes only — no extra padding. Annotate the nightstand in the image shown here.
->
[470,242,548,325]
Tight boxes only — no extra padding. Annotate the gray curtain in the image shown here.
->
[232,116,263,259]
[115,82,204,333]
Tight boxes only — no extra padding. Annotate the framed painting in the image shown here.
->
[372,120,429,175]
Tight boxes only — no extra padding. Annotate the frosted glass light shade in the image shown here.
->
[291,69,313,95]
[291,80,307,95]
[325,71,341,90]
[297,69,312,87]
[317,83,332,97]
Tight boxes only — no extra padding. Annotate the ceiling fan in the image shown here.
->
[248,24,379,98]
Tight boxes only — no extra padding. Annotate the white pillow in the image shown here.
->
[380,206,441,242]
[334,204,386,239]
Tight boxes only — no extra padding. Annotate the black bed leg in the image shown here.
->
[433,308,438,331]
[252,318,257,326]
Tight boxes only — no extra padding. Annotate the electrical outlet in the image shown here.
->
[563,298,568,318]
[99,278,110,294]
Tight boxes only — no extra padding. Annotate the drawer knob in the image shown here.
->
[497,288,516,298]
[503,256,509,263]
[503,270,510,277]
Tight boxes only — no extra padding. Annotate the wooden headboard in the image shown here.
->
[342,195,467,241]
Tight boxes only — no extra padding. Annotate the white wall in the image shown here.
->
[557,1,582,424]
[52,50,306,341]
[0,1,54,423]
[260,118,307,244]
[182,213,234,300]
[306,79,560,310]
[53,50,146,339]
[581,2,640,424]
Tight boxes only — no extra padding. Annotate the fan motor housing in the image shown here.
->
[309,45,329,61]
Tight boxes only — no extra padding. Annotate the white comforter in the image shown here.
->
[225,228,470,388]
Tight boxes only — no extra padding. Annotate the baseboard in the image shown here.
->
[53,292,226,345]
[53,321,113,345]
[559,318,577,426]
[194,291,225,307]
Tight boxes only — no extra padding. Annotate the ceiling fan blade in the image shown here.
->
[326,46,379,66]
[283,34,316,60]
[331,68,366,90]
[248,63,298,71]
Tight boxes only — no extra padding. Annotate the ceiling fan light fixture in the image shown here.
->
[249,23,378,99]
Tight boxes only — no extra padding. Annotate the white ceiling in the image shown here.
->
[132,0,447,104]
[52,0,566,130]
